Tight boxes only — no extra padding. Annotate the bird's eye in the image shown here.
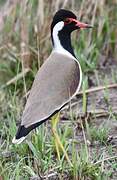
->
[64,18,72,25]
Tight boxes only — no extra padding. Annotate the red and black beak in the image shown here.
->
[75,20,93,29]
[69,18,93,29]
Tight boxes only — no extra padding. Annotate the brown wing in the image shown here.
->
[21,52,80,128]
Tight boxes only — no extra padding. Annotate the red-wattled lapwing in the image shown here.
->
[12,9,92,165]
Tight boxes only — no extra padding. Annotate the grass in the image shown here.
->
[87,125,109,145]
[0,0,117,179]
[0,90,116,179]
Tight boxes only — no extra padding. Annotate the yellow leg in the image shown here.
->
[51,113,73,167]
[54,133,61,161]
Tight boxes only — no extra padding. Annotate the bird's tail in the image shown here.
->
[12,119,47,144]
[12,136,26,144]
[12,125,28,144]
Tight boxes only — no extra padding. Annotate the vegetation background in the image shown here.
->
[0,0,117,179]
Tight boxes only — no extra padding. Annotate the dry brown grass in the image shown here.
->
[0,0,116,70]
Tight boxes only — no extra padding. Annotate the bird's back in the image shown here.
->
[21,51,81,128]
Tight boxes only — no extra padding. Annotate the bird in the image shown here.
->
[12,9,92,165]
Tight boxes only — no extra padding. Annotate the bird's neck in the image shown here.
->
[51,28,75,58]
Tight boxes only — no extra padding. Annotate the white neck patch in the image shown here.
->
[52,21,74,58]
[52,21,64,50]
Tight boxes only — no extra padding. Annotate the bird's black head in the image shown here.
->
[51,9,92,57]
[51,9,77,32]
[51,9,92,34]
